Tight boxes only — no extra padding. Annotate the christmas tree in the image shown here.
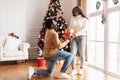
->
[38,0,70,51]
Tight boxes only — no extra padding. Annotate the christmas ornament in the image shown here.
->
[60,26,62,29]
[62,31,64,33]
[66,46,68,48]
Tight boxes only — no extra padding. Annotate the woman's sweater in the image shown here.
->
[43,29,69,58]
[69,15,88,37]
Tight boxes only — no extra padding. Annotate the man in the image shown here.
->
[28,19,73,79]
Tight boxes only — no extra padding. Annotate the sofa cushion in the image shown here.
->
[3,36,21,51]
[3,50,25,57]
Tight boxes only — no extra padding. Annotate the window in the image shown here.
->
[88,16,104,69]
[107,11,120,75]
[87,0,120,76]
[108,12,119,42]
[108,0,120,8]
[89,0,103,13]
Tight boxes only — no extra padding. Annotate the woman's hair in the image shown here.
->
[72,6,88,19]
[45,19,53,29]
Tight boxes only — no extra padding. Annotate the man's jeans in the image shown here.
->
[35,50,73,76]
[71,35,86,69]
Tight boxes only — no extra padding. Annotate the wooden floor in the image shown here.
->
[0,60,119,80]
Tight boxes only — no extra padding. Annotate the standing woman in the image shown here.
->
[69,6,88,76]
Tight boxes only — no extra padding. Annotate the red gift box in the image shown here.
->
[64,29,70,39]
[37,58,46,67]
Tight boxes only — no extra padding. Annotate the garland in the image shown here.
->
[96,1,106,24]
[113,0,118,4]
[96,1,101,10]
[101,14,105,24]
[101,1,105,24]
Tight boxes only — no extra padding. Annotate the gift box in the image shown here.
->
[64,29,70,39]
[37,58,46,67]
[64,29,74,39]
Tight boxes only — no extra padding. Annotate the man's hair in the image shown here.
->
[51,0,57,3]
[45,19,53,29]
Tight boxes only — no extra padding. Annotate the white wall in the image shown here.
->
[0,0,77,59]
[0,0,26,40]
[26,0,50,59]
[60,0,77,25]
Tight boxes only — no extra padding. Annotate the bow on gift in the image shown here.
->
[64,29,70,39]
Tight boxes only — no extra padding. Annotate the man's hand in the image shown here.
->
[60,38,65,42]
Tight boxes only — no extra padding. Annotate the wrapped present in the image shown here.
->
[64,29,70,39]
[64,29,74,39]
[37,57,46,67]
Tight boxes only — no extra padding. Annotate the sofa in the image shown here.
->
[0,35,30,62]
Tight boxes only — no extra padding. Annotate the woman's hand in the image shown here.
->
[68,33,74,41]
[71,33,76,39]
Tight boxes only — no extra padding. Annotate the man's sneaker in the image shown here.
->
[57,72,71,79]
[28,66,34,79]
[78,69,83,75]
[70,69,78,76]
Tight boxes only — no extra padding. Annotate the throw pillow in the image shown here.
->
[3,36,21,51]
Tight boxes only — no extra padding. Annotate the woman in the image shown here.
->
[28,19,73,79]
[69,6,88,76]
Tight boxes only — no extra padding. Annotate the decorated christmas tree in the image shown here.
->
[38,0,70,51]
